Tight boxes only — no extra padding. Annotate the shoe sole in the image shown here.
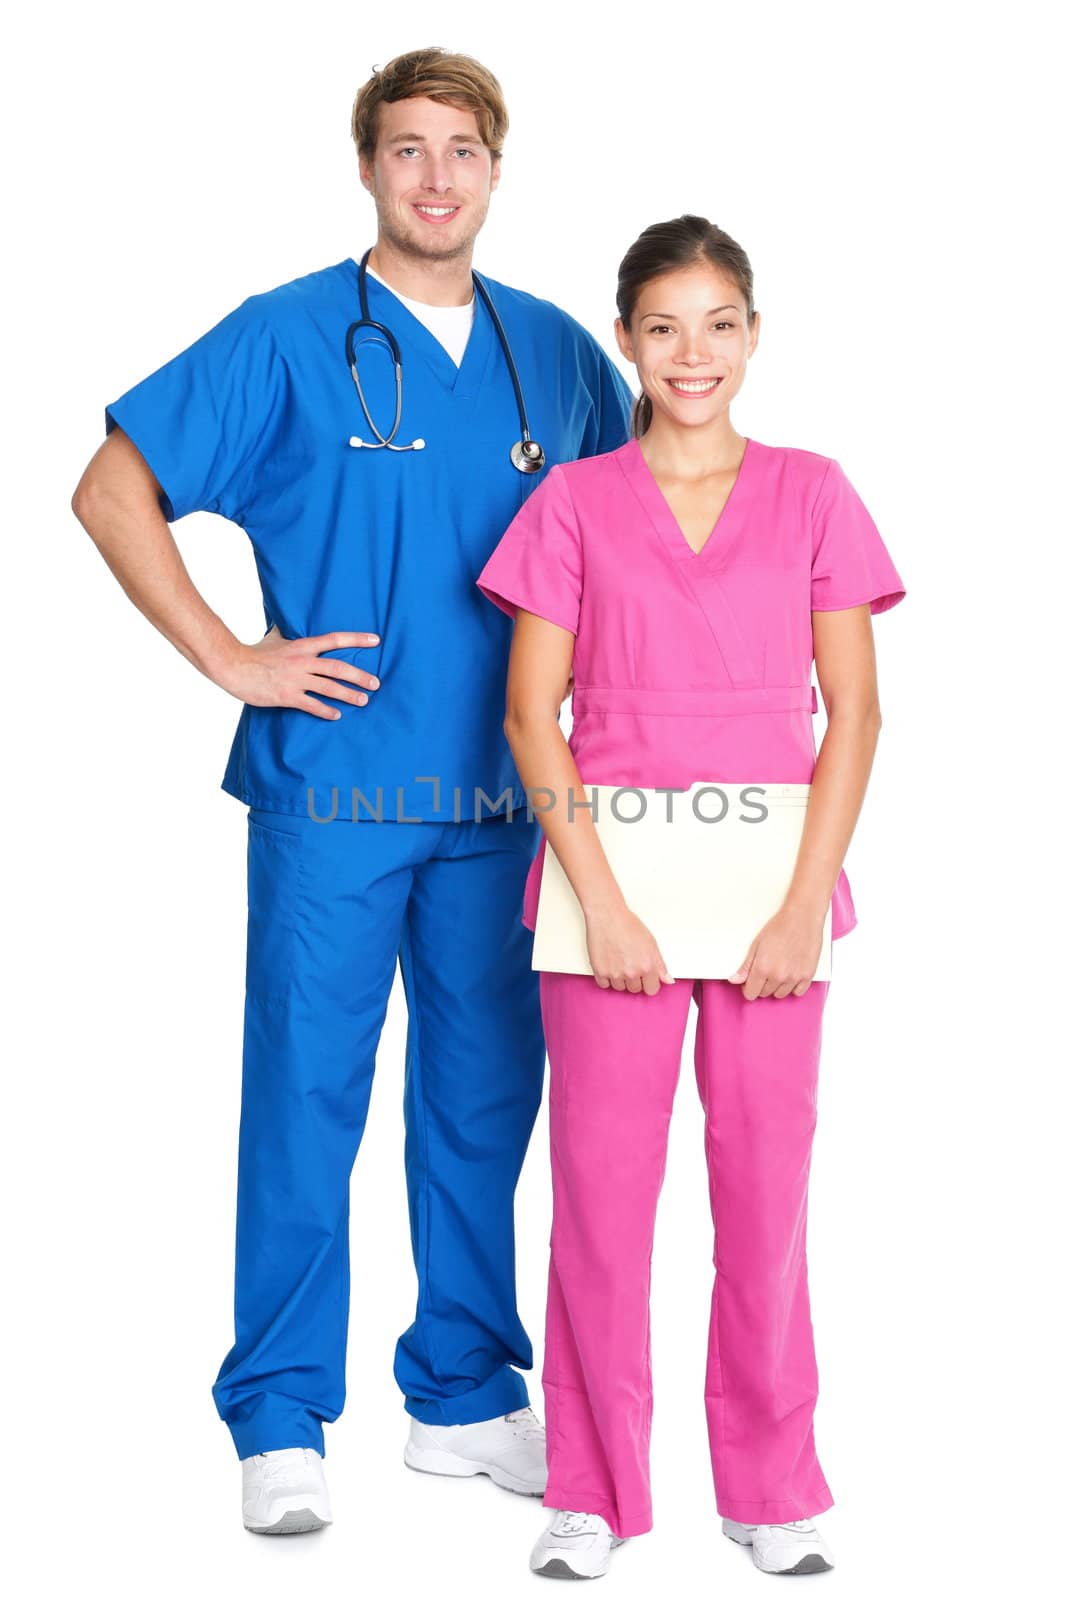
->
[245,1509,331,1534]
[532,1557,601,1580]
[723,1530,833,1574]
[765,1555,833,1575]
[531,1537,624,1581]
[403,1444,544,1497]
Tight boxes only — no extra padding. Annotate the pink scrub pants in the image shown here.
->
[539,970,835,1538]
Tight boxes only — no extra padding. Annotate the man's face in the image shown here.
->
[359,95,500,263]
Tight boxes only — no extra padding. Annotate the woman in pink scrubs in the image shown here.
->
[476,215,905,1580]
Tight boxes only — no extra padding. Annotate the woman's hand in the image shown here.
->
[728,902,828,1000]
[584,903,675,995]
[214,626,381,719]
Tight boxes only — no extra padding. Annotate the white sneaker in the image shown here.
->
[723,1516,834,1574]
[530,1510,624,1579]
[404,1405,547,1495]
[241,1446,333,1534]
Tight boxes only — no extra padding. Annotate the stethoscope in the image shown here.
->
[345,247,546,475]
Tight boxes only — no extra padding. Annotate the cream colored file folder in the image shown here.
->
[531,783,832,981]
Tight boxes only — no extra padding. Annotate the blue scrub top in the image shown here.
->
[105,257,633,820]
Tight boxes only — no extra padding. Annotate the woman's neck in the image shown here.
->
[639,415,747,480]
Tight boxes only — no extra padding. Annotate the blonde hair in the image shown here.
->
[351,46,508,162]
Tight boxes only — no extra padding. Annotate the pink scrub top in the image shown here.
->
[475,435,906,940]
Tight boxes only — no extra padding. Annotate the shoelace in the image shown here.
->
[255,1448,313,1485]
[503,1406,545,1441]
[555,1511,596,1536]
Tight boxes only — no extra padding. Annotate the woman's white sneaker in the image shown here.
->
[404,1405,547,1495]
[722,1516,834,1574]
[530,1510,625,1579]
[241,1447,333,1533]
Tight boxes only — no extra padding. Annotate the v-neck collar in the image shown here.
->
[339,255,494,401]
[615,434,761,562]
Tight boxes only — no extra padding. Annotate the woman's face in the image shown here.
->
[615,261,760,430]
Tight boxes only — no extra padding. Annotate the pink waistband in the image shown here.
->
[571,684,818,718]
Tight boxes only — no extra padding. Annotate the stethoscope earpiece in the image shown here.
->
[345,249,544,474]
[348,433,424,450]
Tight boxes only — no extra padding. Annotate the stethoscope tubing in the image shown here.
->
[345,247,544,470]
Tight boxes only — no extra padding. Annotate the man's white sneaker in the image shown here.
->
[404,1405,547,1495]
[241,1447,333,1533]
[723,1516,834,1574]
[530,1510,625,1579]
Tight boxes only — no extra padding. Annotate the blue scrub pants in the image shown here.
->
[211,805,545,1460]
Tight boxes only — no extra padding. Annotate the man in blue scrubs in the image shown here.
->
[71,47,632,1533]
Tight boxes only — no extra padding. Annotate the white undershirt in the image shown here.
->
[366,263,475,369]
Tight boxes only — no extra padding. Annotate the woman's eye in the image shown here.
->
[650,324,673,335]
[714,321,735,331]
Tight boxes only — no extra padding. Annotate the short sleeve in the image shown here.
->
[579,346,634,457]
[810,458,906,614]
[104,298,289,525]
[476,465,583,635]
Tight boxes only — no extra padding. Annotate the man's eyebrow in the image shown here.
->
[641,304,741,319]
[385,132,485,144]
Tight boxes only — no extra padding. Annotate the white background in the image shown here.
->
[4,1,1063,1594]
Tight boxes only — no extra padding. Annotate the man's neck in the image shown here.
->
[367,239,475,307]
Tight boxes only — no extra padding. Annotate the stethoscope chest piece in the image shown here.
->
[511,438,546,475]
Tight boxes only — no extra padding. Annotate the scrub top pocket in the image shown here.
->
[245,815,305,1007]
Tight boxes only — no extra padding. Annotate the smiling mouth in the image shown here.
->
[666,377,723,395]
[412,204,459,220]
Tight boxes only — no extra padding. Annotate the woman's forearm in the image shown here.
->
[784,705,882,920]
[503,711,626,917]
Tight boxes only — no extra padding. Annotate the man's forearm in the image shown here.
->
[72,441,244,689]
